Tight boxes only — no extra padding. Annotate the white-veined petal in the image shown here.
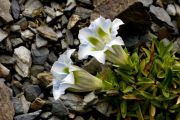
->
[78,43,92,60]
[106,36,124,48]
[111,18,124,36]
[51,61,67,75]
[89,50,106,64]
[58,49,76,65]
[61,72,75,84]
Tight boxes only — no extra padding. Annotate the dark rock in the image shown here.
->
[83,58,101,74]
[48,116,61,120]
[48,51,58,64]
[77,0,92,5]
[19,95,31,114]
[37,72,52,88]
[0,0,13,23]
[31,44,49,65]
[14,110,42,120]
[75,116,84,120]
[11,38,23,47]
[37,26,58,41]
[66,29,74,46]
[0,81,15,120]
[44,6,56,18]
[15,18,28,30]
[24,85,41,102]
[138,0,153,7]
[0,63,10,77]
[30,98,46,110]
[0,55,16,65]
[75,7,92,20]
[12,97,24,114]
[61,15,68,26]
[30,65,44,77]
[11,0,20,19]
[0,29,8,42]
[49,98,69,117]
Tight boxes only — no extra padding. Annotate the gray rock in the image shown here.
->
[0,55,16,65]
[67,14,80,29]
[44,6,56,18]
[48,51,58,64]
[83,58,101,74]
[22,0,43,17]
[83,92,98,106]
[65,0,76,11]
[21,30,34,40]
[74,39,80,46]
[30,65,44,77]
[0,81,15,120]
[48,116,61,120]
[61,15,68,26]
[10,25,21,32]
[75,7,92,19]
[15,17,28,30]
[178,0,180,4]
[19,95,31,113]
[60,93,85,112]
[174,37,180,54]
[11,38,23,47]
[77,0,92,5]
[94,101,114,117]
[175,4,180,16]
[166,4,176,16]
[35,34,48,48]
[31,44,49,65]
[12,97,24,114]
[49,98,69,117]
[37,26,58,41]
[0,0,13,23]
[151,23,160,32]
[0,29,8,42]
[150,5,173,27]
[0,63,10,77]
[24,85,41,102]
[61,39,68,49]
[138,0,153,7]
[66,30,74,46]
[56,31,63,39]
[14,46,32,77]
[14,110,42,120]
[40,112,52,119]
[11,0,20,19]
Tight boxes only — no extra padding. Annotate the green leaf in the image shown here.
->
[137,77,154,85]
[136,105,144,120]
[115,70,135,83]
[122,86,133,93]
[120,101,127,118]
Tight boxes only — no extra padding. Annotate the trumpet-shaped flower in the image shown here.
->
[51,49,103,100]
[78,16,125,64]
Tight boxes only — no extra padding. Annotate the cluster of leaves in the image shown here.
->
[98,38,180,120]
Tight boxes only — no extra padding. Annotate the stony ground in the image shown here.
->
[0,0,180,120]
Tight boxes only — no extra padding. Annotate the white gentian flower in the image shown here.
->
[51,49,103,100]
[78,16,125,64]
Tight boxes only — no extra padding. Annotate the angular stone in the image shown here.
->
[22,0,43,17]
[11,38,23,47]
[0,29,8,42]
[166,4,176,16]
[12,97,24,114]
[37,26,58,41]
[0,0,13,23]
[83,92,98,106]
[14,46,32,77]
[83,58,101,74]
[35,34,48,48]
[66,30,74,46]
[31,44,49,65]
[138,0,153,7]
[0,55,16,65]
[0,63,10,77]
[75,7,92,20]
[150,5,173,27]
[40,112,52,119]
[77,0,92,5]
[11,0,20,19]
[30,98,46,110]
[67,14,80,29]
[37,72,52,88]
[0,81,15,120]
[24,85,41,102]
[19,95,31,114]
[14,110,42,120]
[21,30,34,40]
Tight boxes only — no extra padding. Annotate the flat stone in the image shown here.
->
[19,95,31,113]
[67,14,80,29]
[31,44,49,65]
[75,7,92,19]
[166,4,176,16]
[14,110,42,120]
[0,55,16,65]
[30,65,44,77]
[10,25,21,32]
[66,30,74,46]
[37,72,52,88]
[49,98,69,117]
[44,6,56,18]
[35,34,48,48]
[14,46,32,77]
[75,116,84,120]
[0,81,15,120]
[0,63,10,77]
[30,98,46,110]
[37,26,58,41]
[12,97,24,114]
[11,0,20,19]
[11,38,23,47]
[21,30,34,40]
[22,0,43,17]
[40,112,52,119]
[0,29,8,42]
[83,92,98,106]
[0,0,13,23]
[83,58,101,74]
[150,5,173,27]
[24,85,41,102]
[48,51,58,64]
[61,15,68,26]
[77,0,92,5]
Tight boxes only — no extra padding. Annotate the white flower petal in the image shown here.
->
[58,49,76,65]
[51,61,67,75]
[69,65,81,72]
[112,18,124,36]
[106,36,124,48]
[61,72,75,84]
[78,43,92,60]
[90,50,106,64]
